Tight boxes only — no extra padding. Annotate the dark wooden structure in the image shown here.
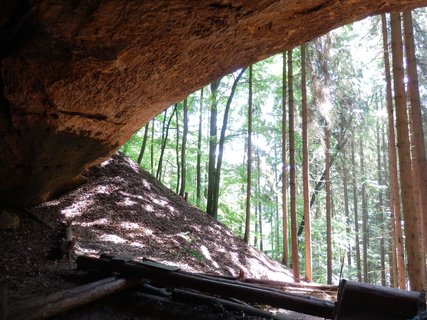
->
[334,279,426,320]
[6,255,427,319]
[7,277,145,320]
[77,255,335,318]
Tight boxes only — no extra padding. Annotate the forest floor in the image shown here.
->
[0,153,330,319]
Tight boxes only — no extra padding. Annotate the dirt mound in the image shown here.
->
[0,152,292,304]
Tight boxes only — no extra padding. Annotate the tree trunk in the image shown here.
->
[175,107,181,194]
[390,12,425,291]
[288,50,299,282]
[179,98,188,197]
[377,120,386,287]
[212,69,246,219]
[360,138,369,283]
[351,137,362,282]
[301,44,311,282]
[342,149,352,269]
[196,89,203,207]
[156,106,177,182]
[281,52,289,267]
[254,204,259,248]
[150,119,155,175]
[326,124,332,285]
[381,13,406,289]
[383,124,398,288]
[207,79,221,217]
[244,66,253,244]
[137,122,150,165]
[274,139,281,260]
[297,126,351,237]
[256,145,263,252]
[403,10,427,267]
[156,109,168,181]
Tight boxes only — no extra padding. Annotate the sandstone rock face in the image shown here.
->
[0,0,426,207]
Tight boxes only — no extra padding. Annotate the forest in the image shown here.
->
[121,11,427,291]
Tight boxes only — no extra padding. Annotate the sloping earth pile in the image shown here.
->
[1,152,301,318]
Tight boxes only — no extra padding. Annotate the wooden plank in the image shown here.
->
[77,255,335,318]
[8,276,144,320]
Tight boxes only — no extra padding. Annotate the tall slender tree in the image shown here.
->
[301,44,312,282]
[351,137,362,282]
[360,137,369,283]
[281,52,289,266]
[403,10,427,257]
[381,13,406,289]
[179,98,188,197]
[175,106,181,193]
[137,123,150,165]
[244,65,253,244]
[156,106,177,181]
[377,120,386,287]
[212,69,246,219]
[325,124,332,284]
[288,49,299,282]
[207,80,221,216]
[156,109,168,180]
[196,89,204,207]
[150,118,155,174]
[390,12,425,291]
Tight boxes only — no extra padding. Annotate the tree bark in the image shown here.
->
[137,122,150,165]
[256,145,263,251]
[207,79,221,217]
[244,66,253,244]
[351,137,362,282]
[196,89,203,207]
[212,69,246,219]
[360,137,369,283]
[325,124,332,285]
[175,104,181,194]
[156,109,168,180]
[150,119,155,175]
[403,10,427,268]
[377,120,386,287]
[179,98,188,197]
[383,124,398,288]
[390,12,425,291]
[381,13,406,289]
[288,50,299,282]
[342,148,352,269]
[301,44,311,282]
[281,52,289,267]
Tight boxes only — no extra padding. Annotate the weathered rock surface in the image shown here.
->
[0,0,426,206]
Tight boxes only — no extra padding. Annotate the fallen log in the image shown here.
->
[77,255,335,318]
[243,278,337,292]
[172,288,286,319]
[8,276,145,320]
[334,279,426,320]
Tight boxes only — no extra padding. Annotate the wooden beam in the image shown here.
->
[8,276,144,320]
[77,255,335,318]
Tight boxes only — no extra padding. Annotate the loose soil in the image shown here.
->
[0,153,324,319]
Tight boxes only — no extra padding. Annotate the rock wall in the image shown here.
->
[1,0,426,206]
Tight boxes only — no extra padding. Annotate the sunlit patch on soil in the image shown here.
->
[1,153,294,307]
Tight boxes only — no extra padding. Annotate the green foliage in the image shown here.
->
[120,9,427,286]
